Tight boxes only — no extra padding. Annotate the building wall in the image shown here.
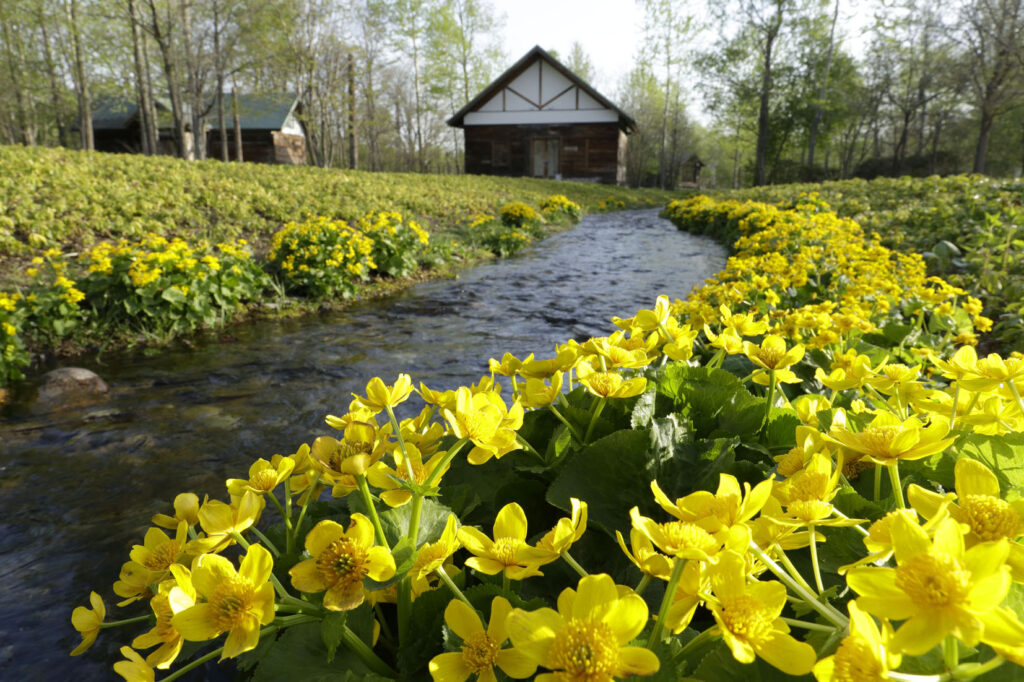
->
[464,122,625,184]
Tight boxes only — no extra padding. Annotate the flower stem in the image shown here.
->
[647,557,687,649]
[777,548,818,595]
[158,644,227,682]
[583,397,606,444]
[634,574,651,596]
[267,492,292,534]
[423,438,468,489]
[954,656,1007,680]
[948,382,961,433]
[385,405,416,482]
[516,434,545,463]
[944,635,959,672]
[548,404,583,443]
[248,526,280,557]
[887,461,906,508]
[294,470,322,535]
[100,614,152,628]
[436,566,473,607]
[356,474,389,549]
[561,550,589,578]
[1009,381,1024,421]
[780,617,838,633]
[808,523,825,594]
[873,463,882,503]
[502,573,511,594]
[750,541,848,629]
[284,479,294,555]
[341,622,398,678]
[762,370,776,431]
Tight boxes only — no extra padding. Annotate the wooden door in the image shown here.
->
[531,138,559,178]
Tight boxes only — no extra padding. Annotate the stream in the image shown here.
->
[0,208,726,680]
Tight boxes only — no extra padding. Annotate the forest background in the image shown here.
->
[3,0,1024,189]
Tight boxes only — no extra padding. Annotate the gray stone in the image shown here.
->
[34,367,109,411]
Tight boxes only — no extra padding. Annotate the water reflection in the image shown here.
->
[0,209,725,679]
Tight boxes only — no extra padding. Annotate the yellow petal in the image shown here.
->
[493,503,529,541]
[506,607,563,665]
[289,558,327,594]
[191,554,236,598]
[602,592,649,644]
[324,580,365,611]
[428,651,471,682]
[495,647,538,679]
[955,458,1001,498]
[893,611,952,655]
[171,603,221,641]
[755,630,817,676]
[305,520,346,557]
[366,546,397,582]
[846,574,916,620]
[220,616,260,659]
[444,599,484,640]
[239,544,273,585]
[616,646,661,676]
[487,596,514,643]
[571,574,619,624]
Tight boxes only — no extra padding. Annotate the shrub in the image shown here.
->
[0,290,29,385]
[354,210,430,278]
[498,201,542,229]
[267,217,376,298]
[539,194,582,223]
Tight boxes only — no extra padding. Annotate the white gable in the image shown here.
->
[463,54,620,126]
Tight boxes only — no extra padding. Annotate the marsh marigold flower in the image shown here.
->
[827,411,953,465]
[354,374,414,413]
[113,646,154,682]
[171,544,276,659]
[574,361,646,399]
[813,600,900,682]
[290,515,396,611]
[507,573,660,681]
[846,514,1024,655]
[429,597,536,682]
[709,552,817,676]
[458,502,553,580]
[70,591,105,655]
[132,565,196,669]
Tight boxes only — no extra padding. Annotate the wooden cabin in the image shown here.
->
[447,46,637,185]
[87,93,305,164]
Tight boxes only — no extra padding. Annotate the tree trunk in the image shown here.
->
[181,0,205,160]
[66,0,92,150]
[128,0,155,154]
[38,12,68,146]
[347,52,358,170]
[974,108,994,174]
[807,0,839,172]
[213,2,227,161]
[755,9,782,187]
[146,0,188,158]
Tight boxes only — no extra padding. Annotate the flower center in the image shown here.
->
[461,631,499,673]
[210,578,255,631]
[894,552,971,607]
[755,348,785,368]
[962,494,1023,542]
[787,472,831,502]
[549,619,619,678]
[249,469,279,492]
[660,521,718,556]
[329,440,372,471]
[867,510,915,547]
[491,537,523,566]
[858,425,904,459]
[832,634,887,682]
[143,540,182,571]
[316,538,370,589]
[720,594,775,646]
[585,372,622,397]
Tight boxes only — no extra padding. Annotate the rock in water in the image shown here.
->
[34,367,110,411]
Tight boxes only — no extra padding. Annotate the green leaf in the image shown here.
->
[321,612,347,664]
[252,623,391,682]
[161,286,187,305]
[955,432,1024,496]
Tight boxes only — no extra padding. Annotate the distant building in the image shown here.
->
[447,46,636,185]
[87,93,306,165]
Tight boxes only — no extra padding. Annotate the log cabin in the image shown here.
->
[447,46,637,185]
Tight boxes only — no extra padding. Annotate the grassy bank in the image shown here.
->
[709,175,1024,352]
[0,145,676,390]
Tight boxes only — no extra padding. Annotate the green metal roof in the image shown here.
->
[212,93,300,131]
[91,98,139,130]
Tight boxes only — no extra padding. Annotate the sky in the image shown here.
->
[497,0,645,97]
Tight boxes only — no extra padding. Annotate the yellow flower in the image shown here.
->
[507,573,660,681]
[113,646,154,682]
[410,514,461,596]
[958,353,1024,392]
[458,502,553,580]
[443,387,523,465]
[743,334,805,371]
[226,456,295,497]
[128,522,189,583]
[846,514,1024,655]
[908,457,1024,580]
[70,591,105,655]
[628,506,729,561]
[354,374,414,413]
[520,371,564,408]
[827,411,953,465]
[703,325,744,354]
[663,559,707,634]
[534,498,588,558]
[171,544,276,659]
[574,361,646,399]
[151,492,200,530]
[813,601,900,682]
[188,491,265,554]
[709,551,817,676]
[429,597,536,681]
[113,560,155,606]
[615,528,673,580]
[132,565,196,669]
[310,419,385,494]
[290,515,396,610]
[367,443,450,507]
[650,474,773,535]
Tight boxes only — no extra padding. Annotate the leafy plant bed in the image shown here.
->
[70,196,1024,681]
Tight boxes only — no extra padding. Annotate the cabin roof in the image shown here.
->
[447,45,636,133]
[88,93,300,132]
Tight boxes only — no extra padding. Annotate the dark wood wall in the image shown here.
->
[463,122,626,184]
[206,130,306,165]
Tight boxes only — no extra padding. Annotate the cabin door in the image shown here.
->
[531,138,559,178]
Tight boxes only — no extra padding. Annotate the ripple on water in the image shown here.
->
[0,208,726,680]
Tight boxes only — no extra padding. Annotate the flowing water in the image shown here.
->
[0,209,725,680]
